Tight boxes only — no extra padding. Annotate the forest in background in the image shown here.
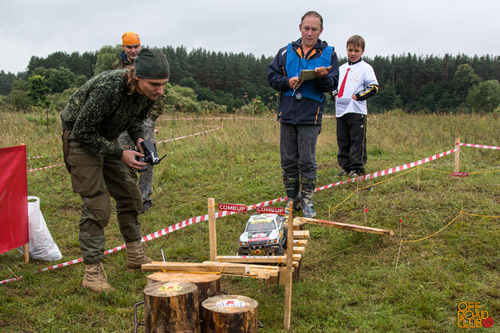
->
[0,44,499,114]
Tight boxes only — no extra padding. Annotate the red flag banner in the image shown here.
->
[0,145,28,254]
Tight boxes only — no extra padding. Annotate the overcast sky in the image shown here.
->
[1,0,499,74]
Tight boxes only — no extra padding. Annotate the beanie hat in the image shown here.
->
[134,48,170,79]
[122,31,141,45]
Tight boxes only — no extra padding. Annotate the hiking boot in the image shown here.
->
[348,168,366,177]
[82,262,115,293]
[300,178,316,218]
[126,240,153,271]
[336,168,349,177]
[140,200,152,214]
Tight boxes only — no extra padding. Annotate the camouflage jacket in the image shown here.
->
[112,51,165,120]
[60,69,154,160]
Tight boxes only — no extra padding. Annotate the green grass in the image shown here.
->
[1,110,500,332]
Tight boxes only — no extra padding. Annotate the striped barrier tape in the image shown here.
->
[27,156,45,160]
[156,127,221,144]
[458,142,500,150]
[0,147,458,284]
[316,148,459,192]
[27,163,64,173]
[163,117,265,121]
[25,128,222,172]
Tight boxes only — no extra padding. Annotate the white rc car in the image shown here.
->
[238,213,287,256]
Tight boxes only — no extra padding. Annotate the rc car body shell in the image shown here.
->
[238,213,287,256]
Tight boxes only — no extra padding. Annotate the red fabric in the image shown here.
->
[0,145,28,254]
[337,68,350,98]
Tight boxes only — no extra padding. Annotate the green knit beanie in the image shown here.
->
[134,48,170,79]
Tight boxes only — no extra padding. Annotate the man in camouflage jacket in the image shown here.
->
[61,48,170,292]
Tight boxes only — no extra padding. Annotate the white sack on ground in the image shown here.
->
[18,196,62,261]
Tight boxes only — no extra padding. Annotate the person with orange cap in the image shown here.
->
[112,31,142,68]
[113,32,166,214]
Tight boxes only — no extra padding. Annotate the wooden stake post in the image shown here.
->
[284,200,294,330]
[455,138,460,172]
[208,198,217,261]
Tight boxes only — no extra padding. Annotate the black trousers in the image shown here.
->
[336,113,367,170]
[280,123,321,180]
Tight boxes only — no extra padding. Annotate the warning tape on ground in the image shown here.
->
[27,156,45,160]
[458,142,500,150]
[0,147,458,284]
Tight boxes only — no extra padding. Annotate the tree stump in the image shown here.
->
[147,272,221,303]
[143,281,200,333]
[201,295,258,333]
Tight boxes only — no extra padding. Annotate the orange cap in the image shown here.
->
[122,31,141,45]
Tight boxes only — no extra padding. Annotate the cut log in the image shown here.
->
[143,281,200,333]
[147,272,221,304]
[201,295,258,333]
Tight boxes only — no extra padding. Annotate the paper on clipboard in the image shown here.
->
[299,69,316,81]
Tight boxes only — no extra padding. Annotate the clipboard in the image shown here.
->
[299,69,316,81]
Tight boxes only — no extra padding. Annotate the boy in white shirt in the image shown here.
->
[332,35,379,177]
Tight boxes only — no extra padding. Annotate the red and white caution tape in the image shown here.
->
[37,258,83,274]
[458,142,500,150]
[316,148,459,192]
[156,127,221,144]
[27,163,64,172]
[27,156,45,160]
[0,147,458,284]
[163,117,264,121]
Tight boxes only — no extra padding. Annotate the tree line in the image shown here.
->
[1,45,499,113]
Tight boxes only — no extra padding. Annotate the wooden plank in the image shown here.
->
[283,217,306,230]
[293,239,308,247]
[301,217,394,236]
[214,255,300,267]
[293,230,310,239]
[284,201,294,330]
[292,246,305,254]
[208,198,217,261]
[142,261,279,278]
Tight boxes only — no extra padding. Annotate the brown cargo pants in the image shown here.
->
[63,130,143,264]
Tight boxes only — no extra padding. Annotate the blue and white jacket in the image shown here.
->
[268,38,339,125]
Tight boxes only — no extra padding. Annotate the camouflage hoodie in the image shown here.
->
[60,69,154,160]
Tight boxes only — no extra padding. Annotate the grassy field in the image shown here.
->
[1,110,500,332]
